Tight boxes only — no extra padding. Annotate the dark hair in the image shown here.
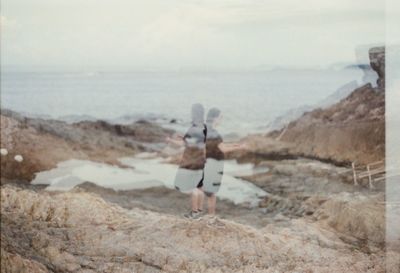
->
[206,107,221,126]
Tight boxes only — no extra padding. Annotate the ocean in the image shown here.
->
[1,69,371,136]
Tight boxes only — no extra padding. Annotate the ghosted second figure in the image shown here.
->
[202,108,244,217]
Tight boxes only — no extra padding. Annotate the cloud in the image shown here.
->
[0,0,385,68]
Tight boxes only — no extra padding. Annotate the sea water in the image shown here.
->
[1,69,368,135]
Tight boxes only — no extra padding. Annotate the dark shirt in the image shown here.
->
[205,127,224,160]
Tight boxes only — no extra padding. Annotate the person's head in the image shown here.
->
[191,103,205,126]
[206,107,222,127]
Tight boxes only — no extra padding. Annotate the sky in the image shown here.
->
[0,0,386,70]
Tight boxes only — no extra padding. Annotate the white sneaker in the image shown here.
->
[206,215,225,229]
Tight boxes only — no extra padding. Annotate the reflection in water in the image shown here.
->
[32,155,268,206]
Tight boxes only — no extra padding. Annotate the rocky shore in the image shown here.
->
[0,109,173,181]
[2,184,398,273]
[265,47,385,166]
[1,128,395,273]
[1,47,397,273]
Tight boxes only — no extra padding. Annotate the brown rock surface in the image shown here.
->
[369,47,385,89]
[0,110,173,181]
[256,47,386,166]
[313,192,385,249]
[271,83,385,165]
[2,185,397,273]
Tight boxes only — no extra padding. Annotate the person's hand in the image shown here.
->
[239,143,248,149]
[166,135,185,146]
[231,142,248,150]
[166,136,179,144]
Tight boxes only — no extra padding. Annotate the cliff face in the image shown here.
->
[269,47,385,166]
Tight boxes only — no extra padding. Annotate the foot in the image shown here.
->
[206,215,225,228]
[202,214,216,220]
[183,210,202,220]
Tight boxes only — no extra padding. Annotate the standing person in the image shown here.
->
[168,103,207,219]
[202,108,245,217]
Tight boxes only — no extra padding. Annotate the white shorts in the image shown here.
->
[203,158,224,194]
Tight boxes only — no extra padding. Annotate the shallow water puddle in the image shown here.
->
[32,154,268,206]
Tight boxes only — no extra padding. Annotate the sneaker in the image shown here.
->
[197,210,205,217]
[201,214,216,221]
[206,215,225,229]
[183,210,202,220]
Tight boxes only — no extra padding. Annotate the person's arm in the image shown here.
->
[166,134,185,146]
[218,142,247,153]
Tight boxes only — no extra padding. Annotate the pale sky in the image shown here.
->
[0,0,386,70]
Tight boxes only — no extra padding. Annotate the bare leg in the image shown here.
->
[191,189,199,211]
[207,193,217,215]
[197,188,205,212]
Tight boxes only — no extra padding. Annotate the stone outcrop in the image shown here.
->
[0,110,173,181]
[273,83,384,165]
[313,192,385,249]
[265,47,385,166]
[2,185,397,273]
[369,47,385,89]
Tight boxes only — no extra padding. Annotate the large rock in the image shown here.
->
[1,185,395,273]
[312,192,385,249]
[266,83,384,166]
[369,47,385,89]
[264,84,384,166]
[1,114,81,181]
[0,110,173,181]
[260,47,386,166]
